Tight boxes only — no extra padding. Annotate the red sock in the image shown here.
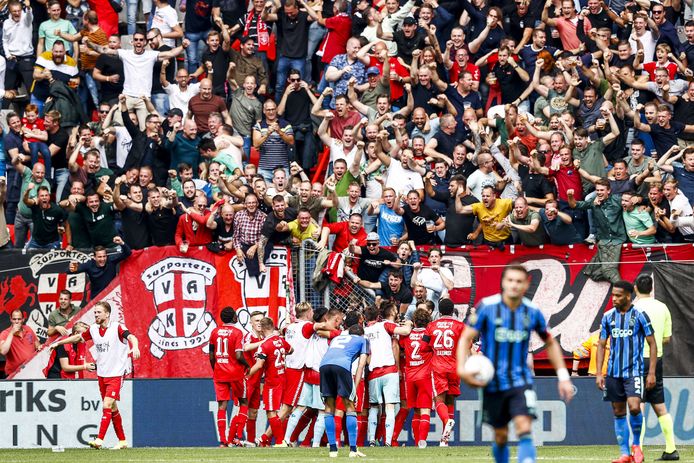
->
[419,414,431,443]
[216,408,227,444]
[357,415,368,447]
[269,416,285,444]
[247,419,257,443]
[411,413,420,444]
[98,408,113,440]
[376,414,386,443]
[447,404,455,420]
[112,410,126,441]
[230,406,248,442]
[291,409,314,442]
[435,402,449,426]
[301,417,316,447]
[392,408,409,445]
[334,415,343,447]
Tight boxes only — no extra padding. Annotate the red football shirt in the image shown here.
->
[256,335,291,387]
[368,56,409,101]
[325,222,367,253]
[425,317,464,372]
[399,327,432,382]
[209,324,245,381]
[243,331,262,367]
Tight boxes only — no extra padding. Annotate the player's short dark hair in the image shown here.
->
[178,162,192,173]
[250,310,265,319]
[380,301,398,320]
[260,317,275,331]
[198,138,216,152]
[220,307,237,324]
[613,280,634,295]
[272,194,285,204]
[93,246,107,254]
[450,174,467,188]
[412,308,431,328]
[313,307,328,322]
[60,289,72,299]
[364,305,380,322]
[344,311,362,329]
[501,264,528,281]
[634,274,653,294]
[438,298,455,316]
[348,324,364,336]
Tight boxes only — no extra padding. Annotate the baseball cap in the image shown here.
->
[366,232,380,242]
[167,108,184,118]
[366,66,380,76]
[403,16,417,25]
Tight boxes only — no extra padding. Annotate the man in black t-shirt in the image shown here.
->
[24,185,67,249]
[76,192,118,248]
[402,190,444,245]
[424,173,479,246]
[196,30,231,97]
[278,70,318,170]
[258,195,298,272]
[379,270,414,315]
[263,0,311,97]
[351,232,396,285]
[146,188,180,246]
[45,111,71,202]
[93,35,124,104]
[147,29,175,116]
[207,202,236,252]
[113,179,151,249]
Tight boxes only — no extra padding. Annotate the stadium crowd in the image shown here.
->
[0,0,691,455]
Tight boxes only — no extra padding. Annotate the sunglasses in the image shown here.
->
[133,37,146,42]
[289,78,300,82]
[146,37,156,42]
[367,243,379,247]
[652,10,663,14]
[99,109,109,114]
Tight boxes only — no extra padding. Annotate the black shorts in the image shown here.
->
[643,358,664,404]
[320,364,355,401]
[482,386,537,428]
[603,376,644,403]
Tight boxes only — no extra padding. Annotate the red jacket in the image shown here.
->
[175,211,214,246]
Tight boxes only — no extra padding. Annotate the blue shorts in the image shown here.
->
[320,364,355,401]
[482,386,537,428]
[604,376,644,403]
[368,372,400,404]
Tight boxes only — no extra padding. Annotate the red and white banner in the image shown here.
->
[9,243,694,378]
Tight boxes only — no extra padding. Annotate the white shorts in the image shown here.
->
[298,382,324,409]
[368,372,400,404]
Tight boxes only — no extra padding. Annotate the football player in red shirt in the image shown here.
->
[424,298,465,446]
[247,317,293,447]
[237,311,266,444]
[209,307,250,447]
[398,308,434,448]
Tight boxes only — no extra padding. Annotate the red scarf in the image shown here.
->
[244,10,270,52]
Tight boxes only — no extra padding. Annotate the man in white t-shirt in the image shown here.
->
[151,0,182,48]
[467,151,503,200]
[87,30,189,130]
[375,142,425,198]
[161,60,200,112]
[318,113,359,167]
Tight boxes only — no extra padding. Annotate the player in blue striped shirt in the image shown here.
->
[596,280,658,463]
[457,265,574,463]
[319,324,370,458]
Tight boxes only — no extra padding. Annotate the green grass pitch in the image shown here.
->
[1,446,692,462]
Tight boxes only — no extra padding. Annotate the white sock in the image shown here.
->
[313,411,326,447]
[284,409,302,442]
[368,407,379,442]
[385,406,395,444]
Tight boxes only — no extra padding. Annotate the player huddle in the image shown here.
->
[47,264,672,463]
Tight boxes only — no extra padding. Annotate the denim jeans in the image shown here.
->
[151,93,170,118]
[305,23,326,82]
[13,212,33,249]
[293,125,316,171]
[30,142,52,179]
[54,168,70,203]
[27,239,61,250]
[83,70,99,107]
[185,30,210,73]
[275,57,306,102]
[127,0,152,35]
[242,135,252,163]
